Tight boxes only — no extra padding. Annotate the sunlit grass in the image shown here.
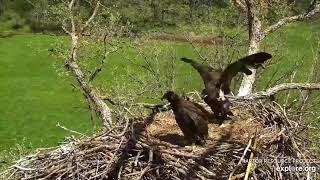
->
[0,34,92,151]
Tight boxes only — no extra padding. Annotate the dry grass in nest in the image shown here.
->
[146,107,267,149]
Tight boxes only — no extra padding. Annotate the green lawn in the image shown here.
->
[0,21,319,153]
[258,21,320,88]
[0,35,92,151]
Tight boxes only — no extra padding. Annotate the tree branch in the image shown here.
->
[25,0,36,7]
[81,0,100,33]
[69,0,77,34]
[186,36,210,65]
[56,122,89,137]
[261,1,320,39]
[248,83,320,99]
[89,45,119,82]
[232,0,246,12]
[65,0,113,131]
[103,97,171,113]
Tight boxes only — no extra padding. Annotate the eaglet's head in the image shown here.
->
[162,91,180,103]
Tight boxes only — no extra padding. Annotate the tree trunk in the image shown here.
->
[237,0,262,96]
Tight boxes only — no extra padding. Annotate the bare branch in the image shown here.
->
[81,0,100,33]
[62,25,71,35]
[65,0,113,131]
[103,97,170,113]
[89,66,102,81]
[261,2,320,39]
[249,83,320,99]
[56,122,89,137]
[185,35,210,64]
[89,46,119,81]
[232,0,246,12]
[25,0,36,7]
[68,0,77,34]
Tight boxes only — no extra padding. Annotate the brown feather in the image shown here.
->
[162,91,209,145]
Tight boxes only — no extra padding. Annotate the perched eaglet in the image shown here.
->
[180,52,272,119]
[162,91,209,145]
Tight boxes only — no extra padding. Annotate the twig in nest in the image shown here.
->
[138,149,153,179]
[228,137,253,179]
[93,135,126,178]
[244,135,257,180]
[56,122,88,137]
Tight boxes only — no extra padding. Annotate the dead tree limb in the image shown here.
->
[249,83,320,99]
[103,97,171,113]
[81,0,100,33]
[261,2,320,40]
[232,0,246,12]
[64,0,112,131]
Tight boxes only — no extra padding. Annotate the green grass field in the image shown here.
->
[0,21,319,154]
[0,35,92,151]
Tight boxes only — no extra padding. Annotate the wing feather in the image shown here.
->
[219,52,272,94]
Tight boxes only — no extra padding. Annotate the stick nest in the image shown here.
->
[3,100,319,179]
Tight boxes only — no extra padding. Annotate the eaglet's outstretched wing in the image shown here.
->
[219,52,272,94]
